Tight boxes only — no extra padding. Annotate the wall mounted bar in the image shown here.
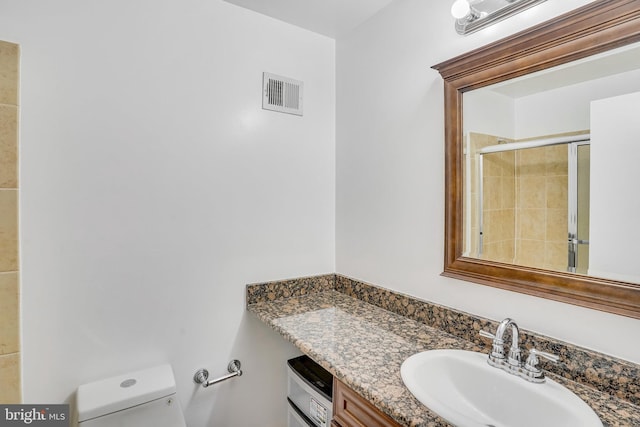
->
[193,360,243,388]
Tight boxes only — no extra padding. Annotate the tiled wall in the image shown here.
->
[467,133,516,263]
[0,40,20,403]
[468,132,588,271]
[514,144,568,270]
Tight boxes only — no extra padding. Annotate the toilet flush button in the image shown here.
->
[120,379,137,388]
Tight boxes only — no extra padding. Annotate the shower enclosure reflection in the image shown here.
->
[465,133,590,274]
[462,40,640,283]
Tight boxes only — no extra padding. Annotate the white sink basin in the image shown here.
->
[400,349,602,427]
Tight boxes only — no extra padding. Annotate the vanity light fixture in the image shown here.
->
[451,0,547,35]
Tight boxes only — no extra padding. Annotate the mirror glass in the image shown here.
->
[463,41,640,284]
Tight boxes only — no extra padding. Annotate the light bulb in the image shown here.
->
[451,0,471,19]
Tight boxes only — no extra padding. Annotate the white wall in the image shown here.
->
[464,89,515,139]
[0,1,334,425]
[5,2,640,426]
[336,0,640,364]
[589,91,640,283]
[463,57,640,141]
[514,68,640,139]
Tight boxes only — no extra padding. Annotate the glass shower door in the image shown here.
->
[568,143,590,274]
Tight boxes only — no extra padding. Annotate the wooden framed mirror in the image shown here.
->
[432,0,640,318]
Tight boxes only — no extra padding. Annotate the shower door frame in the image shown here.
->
[567,141,591,273]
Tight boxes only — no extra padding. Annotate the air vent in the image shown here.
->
[262,72,303,116]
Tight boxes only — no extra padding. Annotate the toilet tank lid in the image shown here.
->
[76,364,177,422]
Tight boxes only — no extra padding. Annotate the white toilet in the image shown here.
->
[75,364,187,427]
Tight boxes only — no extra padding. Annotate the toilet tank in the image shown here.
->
[76,364,186,427]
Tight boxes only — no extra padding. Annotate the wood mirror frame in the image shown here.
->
[432,0,640,319]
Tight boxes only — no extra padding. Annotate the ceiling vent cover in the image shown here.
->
[262,72,303,116]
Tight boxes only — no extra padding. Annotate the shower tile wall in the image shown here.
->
[0,40,21,403]
[483,148,516,263]
[468,133,570,271]
[468,133,516,263]
[515,144,568,271]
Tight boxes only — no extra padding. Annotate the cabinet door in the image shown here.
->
[332,379,401,427]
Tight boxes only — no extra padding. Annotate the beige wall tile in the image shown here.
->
[0,353,21,403]
[501,175,515,209]
[503,239,514,262]
[483,176,501,210]
[490,241,509,263]
[481,242,497,260]
[0,40,20,405]
[483,154,503,177]
[546,208,568,243]
[0,41,19,106]
[518,176,546,209]
[484,212,497,246]
[469,132,489,148]
[545,145,568,175]
[0,272,19,355]
[0,190,18,271]
[0,105,18,188]
[515,239,545,267]
[544,241,569,272]
[546,175,568,209]
[500,151,515,175]
[482,209,514,260]
[517,147,546,176]
[483,211,496,244]
[518,208,545,240]
[496,209,515,241]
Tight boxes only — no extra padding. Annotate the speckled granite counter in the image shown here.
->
[247,283,640,427]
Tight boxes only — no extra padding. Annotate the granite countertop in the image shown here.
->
[248,289,640,427]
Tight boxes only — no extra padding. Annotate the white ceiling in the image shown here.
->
[223,0,396,39]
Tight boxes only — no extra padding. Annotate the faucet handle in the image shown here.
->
[479,330,496,340]
[524,348,559,382]
[526,348,560,364]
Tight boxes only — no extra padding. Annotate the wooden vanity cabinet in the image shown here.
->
[332,378,402,427]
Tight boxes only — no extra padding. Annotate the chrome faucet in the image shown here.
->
[481,318,521,367]
[480,318,558,383]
